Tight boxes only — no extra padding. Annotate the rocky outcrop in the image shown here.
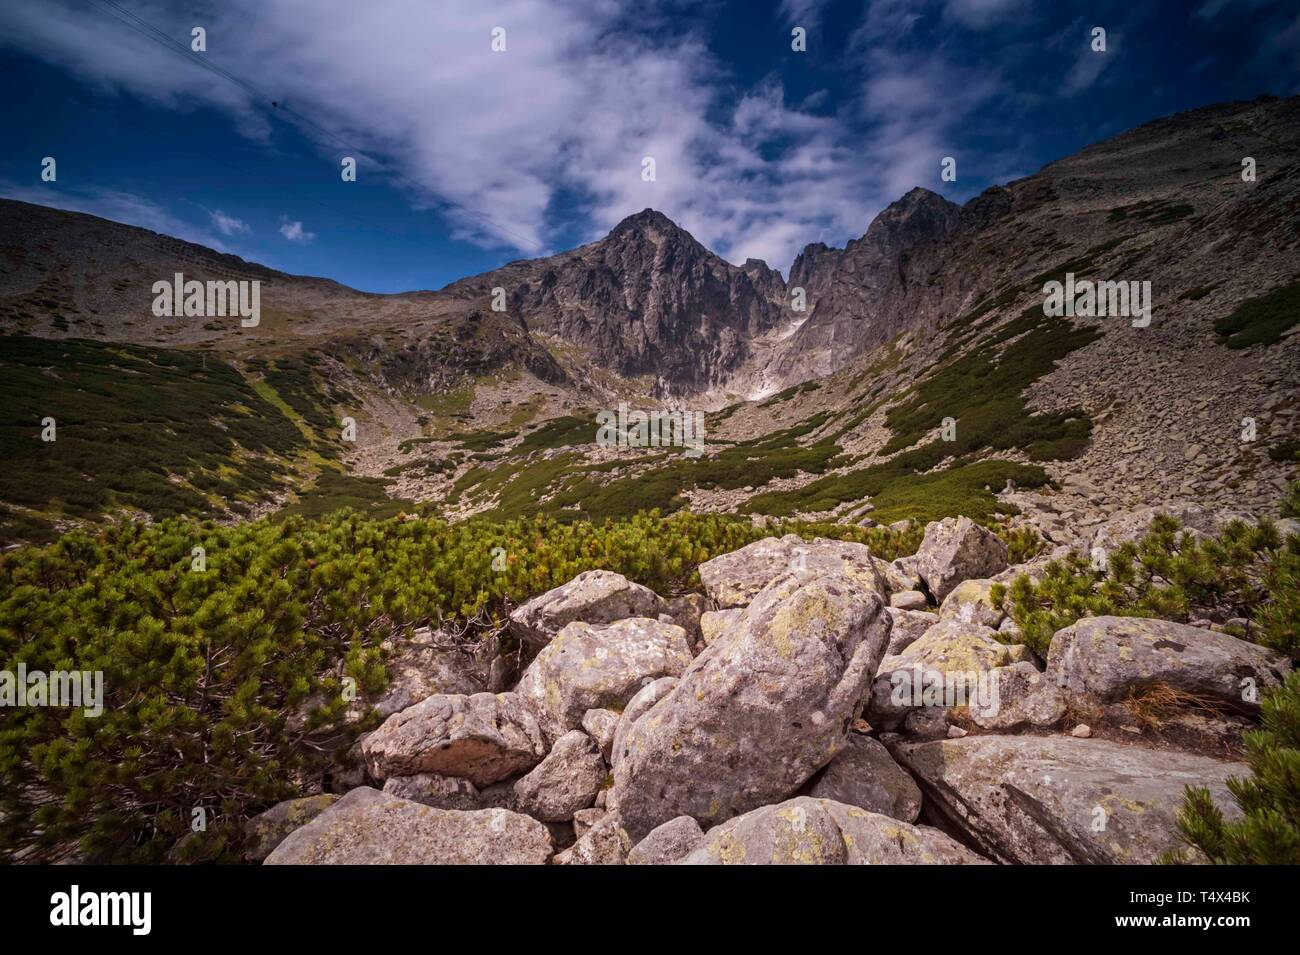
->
[361,692,547,786]
[515,617,693,744]
[681,797,989,865]
[891,735,1246,864]
[508,571,668,649]
[614,572,890,840]
[1046,616,1290,711]
[263,788,553,865]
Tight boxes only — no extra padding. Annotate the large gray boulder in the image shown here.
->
[508,570,668,649]
[361,692,546,786]
[614,571,891,840]
[680,797,989,865]
[512,730,606,822]
[263,787,553,864]
[1047,616,1290,712]
[628,816,706,865]
[515,617,693,744]
[804,735,922,823]
[891,735,1247,864]
[914,517,1008,603]
[697,535,887,608]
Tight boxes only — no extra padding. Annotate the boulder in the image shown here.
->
[1090,504,1246,555]
[244,795,339,862]
[508,570,667,649]
[664,593,708,645]
[515,618,693,744]
[889,590,929,611]
[628,816,706,865]
[512,730,606,822]
[381,773,484,811]
[867,620,1019,725]
[1046,616,1290,712]
[891,735,1247,864]
[614,572,890,840]
[572,807,605,838]
[699,608,744,646]
[680,797,989,865]
[968,661,1066,731]
[553,811,631,865]
[884,608,939,655]
[580,708,620,762]
[803,735,922,823]
[889,555,922,591]
[697,535,887,608]
[914,517,1008,603]
[938,578,1005,629]
[361,692,546,786]
[263,787,553,865]
[610,677,678,770]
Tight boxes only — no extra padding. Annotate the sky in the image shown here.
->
[1,0,1297,293]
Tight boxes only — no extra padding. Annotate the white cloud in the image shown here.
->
[209,209,250,235]
[278,219,315,243]
[0,0,1024,273]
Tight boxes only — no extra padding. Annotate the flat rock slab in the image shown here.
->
[264,787,553,865]
[1047,615,1290,711]
[697,535,887,609]
[891,735,1247,864]
[681,797,989,865]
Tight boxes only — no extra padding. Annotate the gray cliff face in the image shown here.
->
[772,187,967,384]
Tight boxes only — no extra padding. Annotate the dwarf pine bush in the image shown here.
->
[992,511,1299,657]
[0,507,920,862]
[1170,670,1300,864]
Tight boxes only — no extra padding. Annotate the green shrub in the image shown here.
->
[1169,670,1300,864]
[1214,282,1300,349]
[992,513,1298,657]
[0,507,921,862]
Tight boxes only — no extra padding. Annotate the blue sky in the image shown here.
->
[1,0,1297,293]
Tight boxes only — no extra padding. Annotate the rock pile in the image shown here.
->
[257,515,1288,865]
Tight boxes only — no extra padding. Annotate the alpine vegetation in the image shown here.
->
[0,0,1297,898]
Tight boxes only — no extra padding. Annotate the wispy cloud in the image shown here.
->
[208,209,250,236]
[278,219,315,243]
